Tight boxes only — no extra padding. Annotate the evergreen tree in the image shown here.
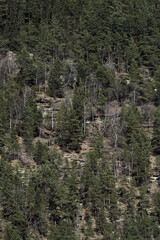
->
[17,48,36,86]
[81,139,118,223]
[128,60,143,104]
[4,128,20,160]
[56,100,72,151]
[154,66,160,106]
[56,99,83,152]
[4,223,22,240]
[152,106,160,154]
[120,105,141,143]
[35,60,45,86]
[124,37,140,68]
[34,140,48,164]
[0,90,9,152]
[68,107,83,152]
[99,157,118,221]
[72,80,85,123]
[22,96,42,152]
[48,220,77,240]
[1,1,160,238]
[48,58,64,98]
[153,192,160,224]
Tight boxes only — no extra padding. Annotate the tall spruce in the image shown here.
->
[22,96,42,152]
[48,58,63,98]
[152,106,160,154]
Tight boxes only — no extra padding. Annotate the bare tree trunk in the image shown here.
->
[83,101,86,136]
[9,111,12,131]
[103,111,107,136]
[111,105,119,179]
[23,88,26,106]
[111,104,123,179]
[52,109,54,131]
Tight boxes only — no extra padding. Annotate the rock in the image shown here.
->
[0,51,20,83]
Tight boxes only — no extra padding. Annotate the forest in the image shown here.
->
[0,0,160,239]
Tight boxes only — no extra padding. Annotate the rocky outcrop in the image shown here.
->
[0,51,20,84]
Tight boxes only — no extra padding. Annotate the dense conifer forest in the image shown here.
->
[0,0,160,239]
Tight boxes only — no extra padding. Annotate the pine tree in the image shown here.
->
[154,66,160,106]
[152,106,160,154]
[17,48,36,86]
[81,150,99,209]
[56,100,71,151]
[99,157,118,221]
[4,223,22,240]
[153,192,160,224]
[4,128,20,160]
[35,60,45,86]
[68,107,83,152]
[0,90,9,152]
[34,140,48,164]
[5,75,21,131]
[56,99,83,152]
[120,105,141,143]
[48,58,64,98]
[72,80,85,123]
[128,60,143,104]
[123,128,150,186]
[70,80,85,151]
[22,96,42,152]
[0,0,7,31]
[48,220,77,240]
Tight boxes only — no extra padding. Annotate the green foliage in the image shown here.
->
[72,80,85,123]
[56,97,83,152]
[154,66,160,105]
[0,0,160,74]
[56,100,72,151]
[27,181,48,235]
[152,106,160,154]
[122,207,159,240]
[131,129,150,186]
[17,48,36,86]
[35,60,45,86]
[124,38,140,67]
[1,1,160,239]
[153,192,160,224]
[122,128,150,187]
[0,158,29,239]
[128,61,143,104]
[4,128,20,160]
[4,223,22,240]
[84,217,94,238]
[96,66,114,100]
[0,90,9,152]
[48,220,77,240]
[81,139,118,223]
[22,96,42,152]
[120,105,141,142]
[121,106,150,186]
[48,58,64,98]
[34,140,48,164]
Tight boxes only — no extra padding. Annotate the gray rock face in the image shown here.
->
[0,51,20,84]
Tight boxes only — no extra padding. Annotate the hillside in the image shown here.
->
[0,0,160,239]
